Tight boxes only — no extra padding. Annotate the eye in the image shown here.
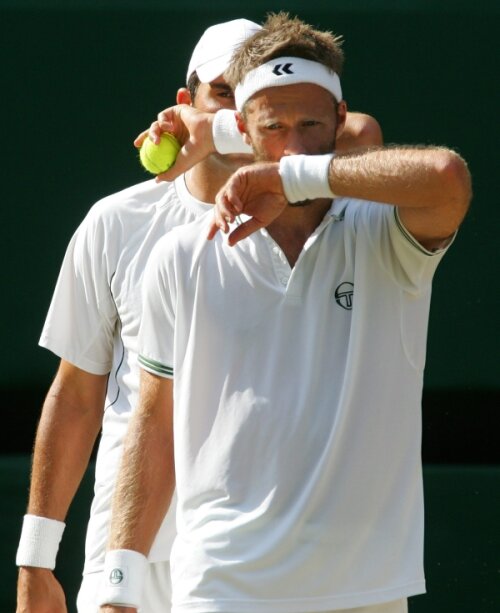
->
[265,123,283,130]
[218,90,234,99]
[302,120,321,127]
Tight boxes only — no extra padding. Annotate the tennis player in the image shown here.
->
[100,12,471,613]
[15,18,261,613]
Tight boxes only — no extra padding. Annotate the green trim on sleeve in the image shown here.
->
[138,355,174,377]
[394,207,441,256]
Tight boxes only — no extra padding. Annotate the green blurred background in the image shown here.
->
[1,1,498,611]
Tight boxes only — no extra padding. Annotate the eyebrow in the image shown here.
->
[211,83,233,93]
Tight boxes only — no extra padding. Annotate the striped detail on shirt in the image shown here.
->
[138,355,174,377]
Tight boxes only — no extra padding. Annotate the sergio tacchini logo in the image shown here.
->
[335,282,354,310]
[109,567,124,585]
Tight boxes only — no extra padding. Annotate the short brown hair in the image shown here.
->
[187,71,201,101]
[225,12,344,90]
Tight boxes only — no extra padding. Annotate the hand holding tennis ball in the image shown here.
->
[139,133,181,174]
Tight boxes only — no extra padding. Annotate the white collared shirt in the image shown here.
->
[139,198,451,611]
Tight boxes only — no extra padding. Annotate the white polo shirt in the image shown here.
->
[40,175,211,573]
[139,198,451,612]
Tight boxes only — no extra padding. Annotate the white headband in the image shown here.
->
[235,56,342,111]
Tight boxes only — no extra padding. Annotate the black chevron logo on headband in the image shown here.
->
[272,63,294,76]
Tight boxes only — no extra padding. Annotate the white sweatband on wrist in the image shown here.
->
[98,549,148,608]
[212,109,252,155]
[279,154,336,203]
[16,514,66,570]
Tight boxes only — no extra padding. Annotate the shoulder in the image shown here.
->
[85,179,175,226]
[71,179,180,255]
[331,197,408,249]
[153,211,213,257]
[147,211,218,286]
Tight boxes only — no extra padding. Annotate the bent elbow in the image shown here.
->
[436,149,472,224]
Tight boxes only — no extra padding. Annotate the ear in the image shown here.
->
[236,112,252,146]
[177,88,192,105]
[335,100,348,140]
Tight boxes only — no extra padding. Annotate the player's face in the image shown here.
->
[239,83,345,162]
[192,75,253,166]
[193,76,236,113]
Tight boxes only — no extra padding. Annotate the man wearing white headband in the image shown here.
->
[96,13,468,613]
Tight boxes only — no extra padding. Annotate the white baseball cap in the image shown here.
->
[186,18,262,83]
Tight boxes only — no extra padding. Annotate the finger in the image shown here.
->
[146,121,162,145]
[215,190,240,225]
[159,104,191,140]
[133,130,149,148]
[213,202,230,235]
[147,121,163,145]
[156,114,178,137]
[227,218,264,246]
[157,106,182,130]
[223,172,247,213]
[206,219,220,241]
[157,108,172,123]
[223,187,244,214]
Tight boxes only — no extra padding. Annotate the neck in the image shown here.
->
[184,154,252,204]
[267,198,332,267]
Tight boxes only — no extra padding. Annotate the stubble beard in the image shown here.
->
[256,136,337,207]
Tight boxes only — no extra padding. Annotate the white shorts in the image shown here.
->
[76,561,172,613]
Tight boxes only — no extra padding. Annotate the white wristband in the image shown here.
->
[99,549,148,608]
[212,109,252,155]
[16,514,65,570]
[279,154,336,203]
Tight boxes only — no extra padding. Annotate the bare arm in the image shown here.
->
[100,370,175,613]
[27,360,107,518]
[133,106,383,181]
[17,360,108,613]
[328,146,471,249]
[209,146,471,249]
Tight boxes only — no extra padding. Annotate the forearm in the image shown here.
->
[108,376,175,555]
[16,363,107,611]
[108,421,174,555]
[28,387,103,519]
[329,146,470,212]
[99,374,174,611]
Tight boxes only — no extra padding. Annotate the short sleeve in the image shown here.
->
[138,236,177,379]
[39,212,118,375]
[355,202,454,294]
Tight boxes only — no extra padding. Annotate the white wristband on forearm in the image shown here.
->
[98,549,148,608]
[16,514,65,570]
[212,109,252,155]
[279,153,336,203]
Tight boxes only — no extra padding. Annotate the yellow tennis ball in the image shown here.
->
[139,133,181,174]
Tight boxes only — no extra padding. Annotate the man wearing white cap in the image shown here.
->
[15,18,262,613]
[100,12,470,613]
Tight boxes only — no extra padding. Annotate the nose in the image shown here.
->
[283,129,308,156]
